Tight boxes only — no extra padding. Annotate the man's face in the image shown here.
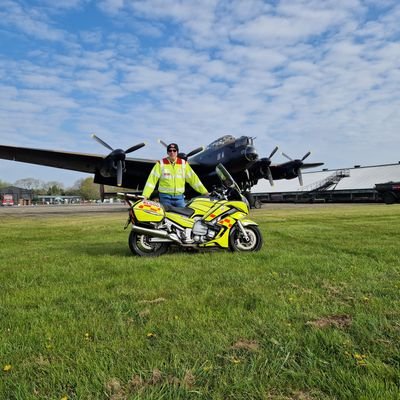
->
[167,147,178,161]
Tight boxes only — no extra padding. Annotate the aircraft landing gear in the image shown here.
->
[243,191,254,208]
[243,191,262,209]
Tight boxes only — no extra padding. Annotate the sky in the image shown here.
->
[1,0,400,187]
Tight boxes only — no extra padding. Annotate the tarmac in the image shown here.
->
[0,202,373,217]
[0,203,128,216]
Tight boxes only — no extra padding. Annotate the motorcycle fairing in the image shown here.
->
[165,212,194,229]
[202,200,248,223]
[187,198,217,218]
[199,223,230,248]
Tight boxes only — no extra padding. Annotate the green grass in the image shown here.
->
[1,204,399,399]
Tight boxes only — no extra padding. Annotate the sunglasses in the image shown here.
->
[168,149,177,153]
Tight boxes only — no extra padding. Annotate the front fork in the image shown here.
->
[236,220,250,241]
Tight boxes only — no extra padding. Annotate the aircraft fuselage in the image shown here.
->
[190,135,258,173]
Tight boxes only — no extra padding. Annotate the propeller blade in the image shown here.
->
[186,146,204,158]
[125,142,146,154]
[116,160,123,187]
[282,152,293,161]
[269,146,279,159]
[266,167,274,186]
[158,139,168,148]
[91,134,114,151]
[301,151,311,161]
[298,169,303,186]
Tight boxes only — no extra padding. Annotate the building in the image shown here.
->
[252,162,400,204]
[37,195,81,204]
[0,186,34,206]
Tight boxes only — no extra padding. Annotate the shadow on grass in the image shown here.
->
[81,243,225,258]
[73,243,132,258]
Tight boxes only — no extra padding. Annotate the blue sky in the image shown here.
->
[1,0,400,187]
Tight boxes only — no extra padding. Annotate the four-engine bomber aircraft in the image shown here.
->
[0,134,323,197]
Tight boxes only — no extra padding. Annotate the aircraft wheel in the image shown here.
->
[254,199,262,209]
[383,192,396,204]
[229,225,263,252]
[129,231,169,256]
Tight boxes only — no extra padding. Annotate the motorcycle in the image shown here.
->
[119,164,263,256]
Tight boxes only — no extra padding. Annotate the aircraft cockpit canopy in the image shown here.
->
[235,136,254,147]
[207,135,236,150]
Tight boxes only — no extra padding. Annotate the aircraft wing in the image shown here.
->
[0,144,157,188]
[247,157,324,186]
[268,162,324,179]
[0,145,107,173]
[298,162,324,170]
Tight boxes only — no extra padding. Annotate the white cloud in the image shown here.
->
[98,0,125,15]
[0,1,67,41]
[222,0,272,23]
[1,0,400,185]
[221,45,287,70]
[79,30,104,45]
[38,0,89,10]
[123,65,179,91]
[158,47,208,68]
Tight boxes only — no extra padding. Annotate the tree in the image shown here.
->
[0,179,11,189]
[44,181,65,196]
[14,178,43,191]
[75,177,100,200]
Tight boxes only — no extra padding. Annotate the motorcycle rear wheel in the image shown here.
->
[229,225,263,252]
[129,230,169,257]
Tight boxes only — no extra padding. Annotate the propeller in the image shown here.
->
[282,151,311,162]
[260,146,279,186]
[281,151,312,186]
[92,134,113,151]
[158,139,204,160]
[158,139,168,148]
[92,134,146,187]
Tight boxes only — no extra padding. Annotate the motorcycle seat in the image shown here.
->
[164,204,194,217]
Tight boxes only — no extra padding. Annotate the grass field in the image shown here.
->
[0,204,399,400]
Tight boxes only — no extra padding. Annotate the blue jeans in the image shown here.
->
[159,193,185,208]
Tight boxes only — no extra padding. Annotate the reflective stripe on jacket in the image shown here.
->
[142,157,208,198]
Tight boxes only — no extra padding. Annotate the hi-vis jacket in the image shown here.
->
[142,157,208,198]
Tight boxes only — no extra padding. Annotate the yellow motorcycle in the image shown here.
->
[119,164,262,256]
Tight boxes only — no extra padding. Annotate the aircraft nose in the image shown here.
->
[245,146,258,162]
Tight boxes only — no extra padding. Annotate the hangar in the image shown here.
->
[0,186,33,206]
[252,162,400,205]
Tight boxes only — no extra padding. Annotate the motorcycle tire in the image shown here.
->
[128,230,169,257]
[229,224,263,252]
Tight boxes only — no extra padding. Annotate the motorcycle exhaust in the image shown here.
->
[130,224,181,243]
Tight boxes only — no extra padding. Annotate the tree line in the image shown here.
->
[0,177,102,201]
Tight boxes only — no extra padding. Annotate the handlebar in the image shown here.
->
[209,185,242,201]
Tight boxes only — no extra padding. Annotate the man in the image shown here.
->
[142,143,209,207]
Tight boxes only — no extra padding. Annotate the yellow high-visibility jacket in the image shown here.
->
[142,157,208,198]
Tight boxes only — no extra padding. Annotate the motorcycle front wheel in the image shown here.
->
[229,225,263,252]
[129,231,169,257]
